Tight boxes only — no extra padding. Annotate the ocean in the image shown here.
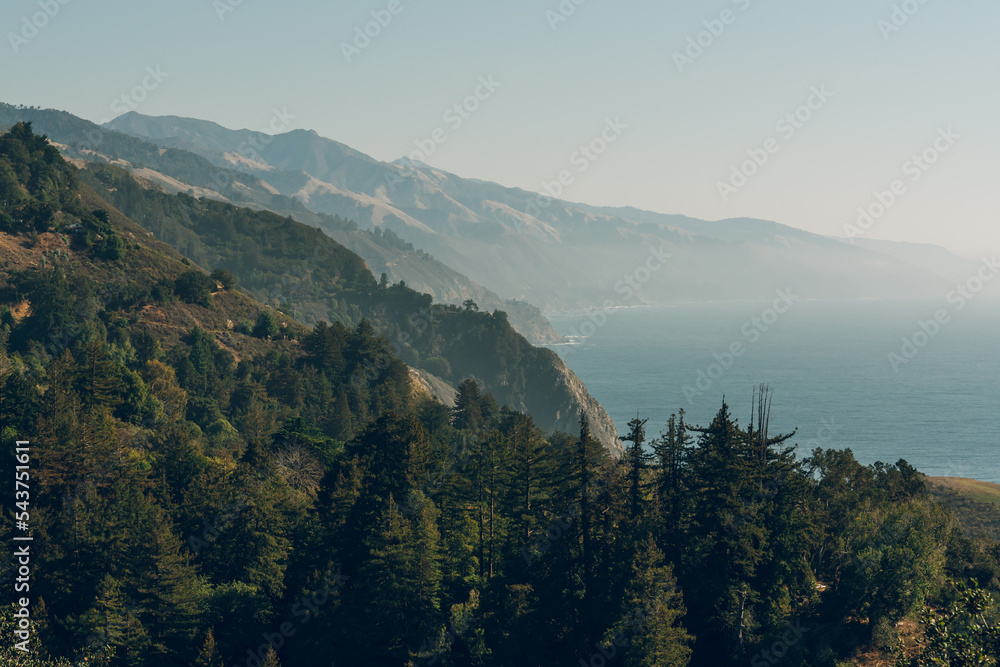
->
[547,298,1000,483]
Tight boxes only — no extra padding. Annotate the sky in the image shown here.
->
[2,0,997,257]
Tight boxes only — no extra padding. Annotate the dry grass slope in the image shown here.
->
[927,477,1000,508]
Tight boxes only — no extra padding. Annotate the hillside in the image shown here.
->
[75,160,618,451]
[928,477,1000,540]
[0,121,599,666]
[0,123,300,352]
[102,111,959,311]
[0,103,562,344]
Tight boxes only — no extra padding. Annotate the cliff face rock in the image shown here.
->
[517,348,622,457]
[413,348,620,456]
[409,367,458,407]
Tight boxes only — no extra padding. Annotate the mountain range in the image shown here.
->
[103,111,972,310]
[0,104,563,345]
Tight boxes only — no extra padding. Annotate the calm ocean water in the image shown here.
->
[547,299,1000,484]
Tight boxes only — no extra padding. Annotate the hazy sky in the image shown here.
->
[3,0,997,256]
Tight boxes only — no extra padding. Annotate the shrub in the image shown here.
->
[252,311,280,340]
[174,271,214,308]
[210,268,238,290]
[96,233,125,260]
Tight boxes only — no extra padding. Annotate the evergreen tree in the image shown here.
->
[65,574,130,656]
[340,492,442,666]
[652,411,694,562]
[602,537,693,667]
[623,413,651,525]
[683,400,762,662]
[252,310,281,340]
[575,410,610,639]
[453,378,484,432]
[193,629,222,667]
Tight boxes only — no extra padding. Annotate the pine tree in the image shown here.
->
[75,338,122,409]
[202,462,291,604]
[193,630,222,667]
[603,537,692,667]
[453,379,484,432]
[575,410,609,636]
[64,575,129,656]
[682,395,799,662]
[684,400,759,661]
[652,411,694,561]
[138,510,207,661]
[341,492,442,666]
[34,350,84,500]
[504,411,552,556]
[328,388,355,441]
[347,411,431,513]
[579,411,594,599]
[623,414,651,525]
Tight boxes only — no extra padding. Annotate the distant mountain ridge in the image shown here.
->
[104,111,962,311]
[0,103,563,345]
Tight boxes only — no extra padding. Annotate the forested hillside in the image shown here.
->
[0,104,563,345]
[0,123,998,667]
[73,161,613,448]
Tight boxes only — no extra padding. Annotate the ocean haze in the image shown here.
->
[549,297,1000,483]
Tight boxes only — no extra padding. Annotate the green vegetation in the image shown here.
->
[77,162,594,440]
[930,478,1000,509]
[0,104,564,346]
[898,580,1000,666]
[0,122,125,258]
[928,478,1000,542]
[0,123,998,667]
